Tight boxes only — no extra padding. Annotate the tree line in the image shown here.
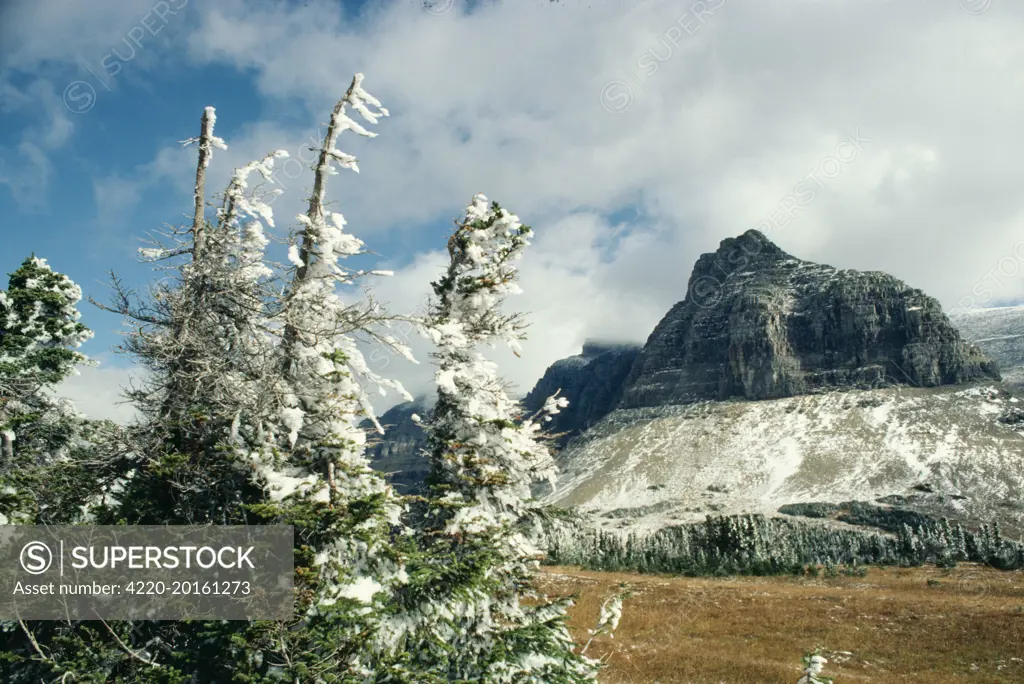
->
[544,511,1024,576]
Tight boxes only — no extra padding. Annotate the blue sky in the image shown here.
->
[0,0,426,361]
[2,0,1023,421]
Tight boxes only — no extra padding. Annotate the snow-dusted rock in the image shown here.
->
[953,305,1024,389]
[548,384,1024,534]
[523,340,641,446]
[619,229,1000,409]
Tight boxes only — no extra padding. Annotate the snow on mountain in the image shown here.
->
[547,384,1024,534]
[953,305,1024,389]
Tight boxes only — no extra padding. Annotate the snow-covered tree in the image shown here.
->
[797,648,833,684]
[386,194,604,681]
[0,256,92,523]
[230,72,423,682]
[78,104,283,528]
[0,101,286,682]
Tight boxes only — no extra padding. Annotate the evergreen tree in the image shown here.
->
[2,75,419,682]
[0,100,280,684]
[88,130,284,528]
[235,72,420,682]
[0,256,92,524]
[390,194,603,681]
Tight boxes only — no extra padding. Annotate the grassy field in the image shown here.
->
[537,564,1024,683]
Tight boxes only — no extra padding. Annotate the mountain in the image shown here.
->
[365,232,1023,529]
[366,342,641,489]
[618,229,999,409]
[522,340,642,445]
[548,384,1024,533]
[546,231,1024,536]
[952,305,1024,389]
[363,397,431,494]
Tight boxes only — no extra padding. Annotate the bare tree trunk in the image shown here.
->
[191,107,215,260]
[0,428,13,467]
[281,75,361,366]
[161,107,217,433]
[293,76,359,285]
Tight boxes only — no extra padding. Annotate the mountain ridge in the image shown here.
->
[953,304,1024,389]
[367,232,1021,537]
[618,229,999,409]
[544,230,1022,535]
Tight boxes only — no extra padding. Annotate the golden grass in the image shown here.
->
[537,564,1024,683]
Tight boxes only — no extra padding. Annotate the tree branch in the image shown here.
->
[99,617,162,668]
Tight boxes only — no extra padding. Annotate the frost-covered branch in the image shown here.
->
[581,590,630,656]
[392,194,603,681]
[290,73,387,288]
[218,150,289,232]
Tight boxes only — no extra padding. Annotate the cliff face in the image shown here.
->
[953,305,1024,389]
[363,398,430,495]
[618,230,1000,409]
[523,341,642,445]
[365,342,642,489]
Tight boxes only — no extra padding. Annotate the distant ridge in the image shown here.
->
[522,340,642,446]
[953,305,1024,389]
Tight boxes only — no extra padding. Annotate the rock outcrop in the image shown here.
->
[365,342,642,489]
[522,340,642,446]
[363,398,430,494]
[618,229,1000,409]
[953,305,1024,389]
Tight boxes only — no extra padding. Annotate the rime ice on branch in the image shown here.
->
[72,76,419,680]
[394,194,604,681]
[242,74,418,678]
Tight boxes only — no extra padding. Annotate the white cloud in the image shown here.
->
[363,209,681,408]
[21,0,1024,415]
[56,356,141,424]
[0,0,190,70]
[173,0,1024,405]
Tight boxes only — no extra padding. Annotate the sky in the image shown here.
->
[1,0,1022,424]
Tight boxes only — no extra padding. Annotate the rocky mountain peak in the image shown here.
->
[618,231,1000,409]
[362,396,432,494]
[523,340,642,445]
[691,229,793,278]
